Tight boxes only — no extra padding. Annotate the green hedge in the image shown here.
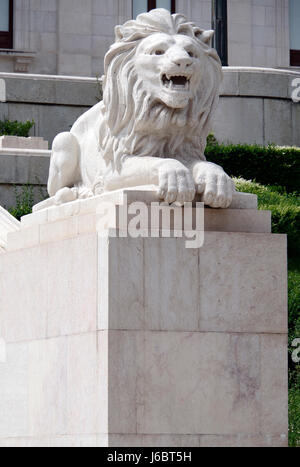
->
[288,263,300,447]
[0,119,34,137]
[205,143,300,194]
[289,384,300,447]
[288,264,300,338]
[234,179,300,258]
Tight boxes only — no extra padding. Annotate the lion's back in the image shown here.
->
[70,101,106,188]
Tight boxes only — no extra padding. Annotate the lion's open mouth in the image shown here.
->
[162,74,190,91]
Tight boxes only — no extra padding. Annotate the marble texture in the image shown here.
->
[0,190,288,447]
[0,342,29,438]
[0,235,98,343]
[108,331,286,436]
[44,9,236,211]
[0,330,287,445]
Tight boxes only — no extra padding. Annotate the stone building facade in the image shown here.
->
[0,0,297,77]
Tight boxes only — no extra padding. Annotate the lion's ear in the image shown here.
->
[198,30,214,45]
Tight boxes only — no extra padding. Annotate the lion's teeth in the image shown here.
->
[162,73,190,91]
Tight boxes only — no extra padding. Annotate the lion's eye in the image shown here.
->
[188,51,195,58]
[154,50,165,55]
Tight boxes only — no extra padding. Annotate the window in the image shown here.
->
[290,0,300,66]
[0,0,13,49]
[133,0,175,19]
[212,0,228,66]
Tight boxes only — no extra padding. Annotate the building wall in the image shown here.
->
[57,0,132,77]
[176,0,212,31]
[228,0,290,68]
[13,0,58,74]
[7,0,132,77]
[0,0,293,77]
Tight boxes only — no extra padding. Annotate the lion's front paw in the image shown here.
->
[54,187,78,205]
[193,161,235,208]
[158,160,195,205]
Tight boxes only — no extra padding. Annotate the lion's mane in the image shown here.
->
[99,9,222,171]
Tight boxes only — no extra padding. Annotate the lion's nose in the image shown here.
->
[169,51,193,70]
[168,46,193,70]
[174,57,193,69]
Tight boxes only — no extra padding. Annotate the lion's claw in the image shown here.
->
[158,160,196,205]
[193,161,234,208]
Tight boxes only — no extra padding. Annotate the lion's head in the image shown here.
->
[99,9,222,170]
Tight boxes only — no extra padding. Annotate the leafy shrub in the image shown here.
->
[9,184,47,220]
[9,185,35,220]
[234,178,300,257]
[288,262,300,390]
[206,133,218,147]
[205,143,300,194]
[288,262,300,339]
[289,385,300,447]
[0,119,35,137]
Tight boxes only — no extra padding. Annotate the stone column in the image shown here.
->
[0,190,288,447]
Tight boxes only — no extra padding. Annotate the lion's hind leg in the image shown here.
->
[48,132,81,203]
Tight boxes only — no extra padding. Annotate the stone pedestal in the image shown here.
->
[0,190,288,447]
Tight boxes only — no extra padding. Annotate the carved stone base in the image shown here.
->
[0,190,288,447]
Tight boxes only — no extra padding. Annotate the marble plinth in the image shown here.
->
[0,190,288,447]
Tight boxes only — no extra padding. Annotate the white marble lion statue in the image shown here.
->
[46,8,234,208]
